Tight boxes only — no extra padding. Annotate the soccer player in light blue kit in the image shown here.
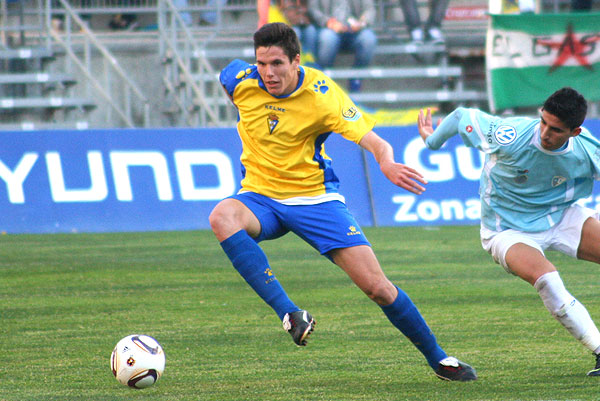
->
[210,22,477,381]
[418,87,600,376]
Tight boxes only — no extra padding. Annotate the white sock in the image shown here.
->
[534,271,600,353]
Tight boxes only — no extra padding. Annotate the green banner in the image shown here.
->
[486,13,600,111]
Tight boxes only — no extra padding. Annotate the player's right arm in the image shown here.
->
[219,59,255,105]
[419,107,500,153]
[418,107,464,150]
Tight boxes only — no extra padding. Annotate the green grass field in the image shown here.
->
[1,226,599,400]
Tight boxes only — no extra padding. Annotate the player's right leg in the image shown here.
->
[209,195,304,343]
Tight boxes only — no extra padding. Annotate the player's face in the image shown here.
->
[539,109,581,151]
[255,46,300,97]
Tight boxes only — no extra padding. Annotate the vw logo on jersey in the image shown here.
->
[493,125,517,146]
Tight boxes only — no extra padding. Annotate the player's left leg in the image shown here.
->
[286,200,476,380]
[330,245,476,381]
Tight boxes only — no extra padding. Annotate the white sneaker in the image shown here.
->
[409,28,424,45]
[427,27,445,44]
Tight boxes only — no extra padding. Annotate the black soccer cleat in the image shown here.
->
[435,356,478,381]
[587,353,600,376]
[282,310,315,346]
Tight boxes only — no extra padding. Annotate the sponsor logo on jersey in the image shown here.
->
[552,176,567,187]
[493,125,517,145]
[466,125,473,133]
[342,106,361,122]
[346,225,362,236]
[514,169,529,184]
[267,114,279,134]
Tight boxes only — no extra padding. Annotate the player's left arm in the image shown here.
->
[359,130,427,195]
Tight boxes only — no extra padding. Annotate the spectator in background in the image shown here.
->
[397,0,449,44]
[199,0,228,25]
[257,0,318,67]
[279,0,318,66]
[108,0,139,31]
[50,0,92,31]
[572,0,592,11]
[108,13,138,30]
[309,0,377,92]
[173,0,193,27]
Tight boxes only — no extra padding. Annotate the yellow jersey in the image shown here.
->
[220,59,375,200]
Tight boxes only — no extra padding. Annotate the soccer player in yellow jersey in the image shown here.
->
[209,22,476,381]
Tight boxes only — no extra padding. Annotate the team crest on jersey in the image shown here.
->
[552,176,567,187]
[267,113,279,134]
[342,106,361,121]
[493,125,517,145]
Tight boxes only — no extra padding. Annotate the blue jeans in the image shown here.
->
[294,24,318,58]
[316,28,377,68]
[173,0,192,26]
[200,0,228,24]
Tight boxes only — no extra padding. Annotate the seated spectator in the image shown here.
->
[308,0,377,92]
[572,0,592,11]
[279,0,318,67]
[258,0,318,67]
[50,0,92,32]
[173,0,193,26]
[397,0,449,44]
[199,0,228,25]
[108,13,138,30]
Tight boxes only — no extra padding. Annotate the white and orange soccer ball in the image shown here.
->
[110,334,165,389]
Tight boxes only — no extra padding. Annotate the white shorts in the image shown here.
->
[480,204,599,274]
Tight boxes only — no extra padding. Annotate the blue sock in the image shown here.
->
[381,286,447,370]
[220,230,299,320]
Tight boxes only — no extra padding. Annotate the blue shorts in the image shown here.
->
[231,192,370,258]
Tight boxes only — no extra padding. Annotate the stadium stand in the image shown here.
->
[5,0,594,129]
[0,2,95,129]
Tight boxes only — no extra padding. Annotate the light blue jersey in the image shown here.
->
[426,107,600,232]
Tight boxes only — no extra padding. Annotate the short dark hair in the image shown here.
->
[253,22,300,62]
[542,87,588,129]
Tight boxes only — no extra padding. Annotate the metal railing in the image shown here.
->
[157,0,234,127]
[48,0,258,33]
[47,0,151,127]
